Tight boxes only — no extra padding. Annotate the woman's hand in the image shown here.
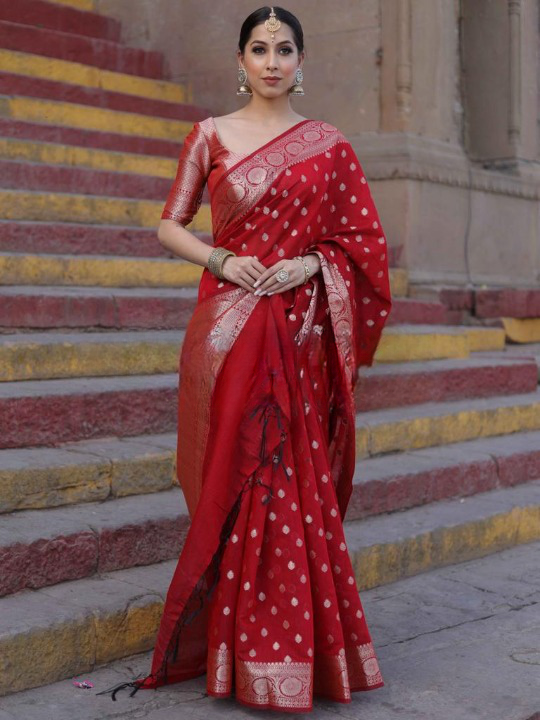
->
[220,254,267,293]
[253,254,321,296]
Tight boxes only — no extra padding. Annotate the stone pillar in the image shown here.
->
[356,0,540,287]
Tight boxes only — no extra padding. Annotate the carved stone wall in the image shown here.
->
[96,0,540,287]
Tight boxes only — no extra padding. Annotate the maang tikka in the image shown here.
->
[236,7,305,96]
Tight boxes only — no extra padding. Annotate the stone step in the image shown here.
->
[0,330,189,381]
[356,354,538,411]
[355,387,540,458]
[0,96,193,145]
[0,72,204,122]
[0,189,209,229]
[501,317,540,344]
[0,117,183,157]
[374,324,505,361]
[0,138,177,178]
[5,424,540,513]
[0,0,121,42]
[4,426,540,596]
[1,373,538,450]
[0,330,532,392]
[0,159,173,200]
[0,254,204,287]
[51,0,95,11]
[0,216,406,266]
[409,283,540,319]
[479,343,540,379]
[0,480,538,695]
[0,285,199,330]
[385,296,462,326]
[0,432,178,514]
[0,486,189,597]
[0,21,164,78]
[0,220,209,257]
[0,253,402,290]
[0,50,187,104]
[0,374,179,449]
[2,424,539,519]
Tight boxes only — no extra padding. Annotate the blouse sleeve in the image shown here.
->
[161,121,212,226]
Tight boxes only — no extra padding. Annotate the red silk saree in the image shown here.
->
[99,117,392,712]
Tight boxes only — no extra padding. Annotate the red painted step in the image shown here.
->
[0,374,178,449]
[0,0,121,42]
[0,75,204,122]
[0,286,198,331]
[386,297,462,326]
[0,287,468,332]
[0,118,183,158]
[411,284,540,319]
[347,430,540,520]
[0,21,164,79]
[355,355,538,411]
[0,487,188,597]
[475,288,540,319]
[0,286,446,332]
[0,222,212,257]
[0,159,173,200]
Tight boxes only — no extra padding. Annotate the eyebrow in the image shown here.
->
[249,39,293,46]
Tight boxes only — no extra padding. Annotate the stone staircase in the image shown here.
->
[1,0,540,699]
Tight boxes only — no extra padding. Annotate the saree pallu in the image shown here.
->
[101,120,392,712]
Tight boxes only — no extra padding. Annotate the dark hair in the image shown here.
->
[238,6,304,54]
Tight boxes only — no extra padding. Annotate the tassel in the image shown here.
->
[95,676,146,701]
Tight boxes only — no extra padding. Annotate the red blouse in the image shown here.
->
[161,117,248,236]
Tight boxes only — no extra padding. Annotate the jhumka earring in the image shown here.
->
[289,67,305,96]
[237,66,252,96]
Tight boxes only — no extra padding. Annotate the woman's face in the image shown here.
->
[238,21,304,98]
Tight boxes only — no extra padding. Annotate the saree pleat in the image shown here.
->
[97,118,391,713]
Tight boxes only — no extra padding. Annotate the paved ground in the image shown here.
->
[1,541,539,720]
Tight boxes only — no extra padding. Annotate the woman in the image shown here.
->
[98,5,392,713]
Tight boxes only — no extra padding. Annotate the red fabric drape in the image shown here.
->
[98,120,392,713]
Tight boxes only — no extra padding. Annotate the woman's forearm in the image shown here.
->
[157,219,214,268]
[158,220,322,281]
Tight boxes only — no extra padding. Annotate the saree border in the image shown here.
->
[177,286,260,516]
[207,640,383,707]
[212,120,348,242]
[212,117,311,193]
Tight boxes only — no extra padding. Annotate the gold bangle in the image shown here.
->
[208,247,236,280]
[294,255,310,284]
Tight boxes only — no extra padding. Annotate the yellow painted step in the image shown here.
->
[465,326,506,352]
[355,392,540,458]
[502,317,540,344]
[0,252,405,293]
[0,138,177,178]
[375,327,468,362]
[0,334,183,382]
[49,0,95,10]
[0,190,211,232]
[0,49,187,104]
[0,96,192,141]
[0,254,203,288]
[0,323,503,383]
[0,435,177,513]
[389,267,408,297]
